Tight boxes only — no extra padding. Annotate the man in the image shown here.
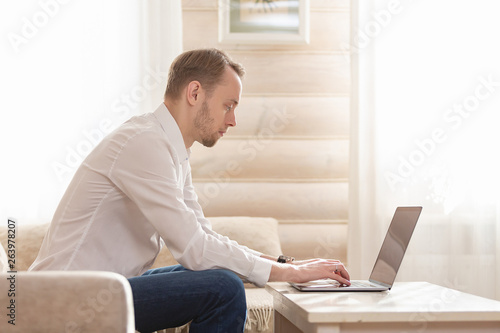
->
[30,48,350,332]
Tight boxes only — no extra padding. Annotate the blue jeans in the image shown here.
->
[128,265,247,333]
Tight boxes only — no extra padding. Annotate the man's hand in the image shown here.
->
[268,258,351,286]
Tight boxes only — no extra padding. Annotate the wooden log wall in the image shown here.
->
[182,0,350,261]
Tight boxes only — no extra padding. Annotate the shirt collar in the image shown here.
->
[153,103,190,162]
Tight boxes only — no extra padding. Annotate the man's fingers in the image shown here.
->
[331,273,351,286]
[332,261,350,281]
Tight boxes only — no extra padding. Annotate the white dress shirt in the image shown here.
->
[29,103,272,287]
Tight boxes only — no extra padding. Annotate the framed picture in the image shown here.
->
[219,0,310,44]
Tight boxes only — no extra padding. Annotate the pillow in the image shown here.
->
[209,216,282,256]
[152,216,282,268]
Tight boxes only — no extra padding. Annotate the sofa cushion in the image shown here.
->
[0,238,8,273]
[0,223,48,271]
[152,216,282,269]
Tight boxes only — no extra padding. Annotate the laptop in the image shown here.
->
[290,206,422,292]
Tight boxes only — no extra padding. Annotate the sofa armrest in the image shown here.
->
[0,271,135,333]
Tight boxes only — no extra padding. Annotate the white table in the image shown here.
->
[265,282,500,333]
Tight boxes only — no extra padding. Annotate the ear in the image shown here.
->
[186,80,202,106]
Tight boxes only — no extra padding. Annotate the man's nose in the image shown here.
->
[226,110,236,127]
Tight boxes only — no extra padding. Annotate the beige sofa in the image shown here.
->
[0,217,282,333]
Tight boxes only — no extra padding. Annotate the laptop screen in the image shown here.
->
[369,207,422,287]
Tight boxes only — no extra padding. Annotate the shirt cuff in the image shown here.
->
[248,256,273,287]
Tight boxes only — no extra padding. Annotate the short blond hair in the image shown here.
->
[164,48,245,100]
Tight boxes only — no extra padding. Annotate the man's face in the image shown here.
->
[193,68,242,148]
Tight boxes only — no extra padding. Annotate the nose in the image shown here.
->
[226,110,236,127]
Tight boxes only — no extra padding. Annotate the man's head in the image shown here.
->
[164,48,245,149]
[164,48,245,101]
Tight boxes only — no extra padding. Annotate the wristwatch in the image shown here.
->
[277,255,295,263]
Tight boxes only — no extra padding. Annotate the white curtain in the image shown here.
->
[349,0,500,300]
[0,0,182,224]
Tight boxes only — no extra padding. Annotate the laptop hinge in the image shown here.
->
[369,279,392,289]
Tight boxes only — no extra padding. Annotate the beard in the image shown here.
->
[194,100,219,148]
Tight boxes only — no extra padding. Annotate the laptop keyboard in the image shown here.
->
[349,281,376,288]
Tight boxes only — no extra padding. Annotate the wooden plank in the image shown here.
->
[182,9,218,50]
[193,182,348,220]
[310,0,350,9]
[279,223,348,262]
[190,139,349,180]
[182,0,217,8]
[231,52,349,95]
[231,95,349,138]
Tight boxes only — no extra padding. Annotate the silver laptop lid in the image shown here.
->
[368,206,422,289]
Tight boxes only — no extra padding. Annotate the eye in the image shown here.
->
[225,104,233,112]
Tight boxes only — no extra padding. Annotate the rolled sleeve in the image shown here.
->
[248,257,273,287]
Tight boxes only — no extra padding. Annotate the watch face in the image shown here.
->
[278,255,288,263]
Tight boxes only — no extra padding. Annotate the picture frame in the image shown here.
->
[218,0,310,44]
